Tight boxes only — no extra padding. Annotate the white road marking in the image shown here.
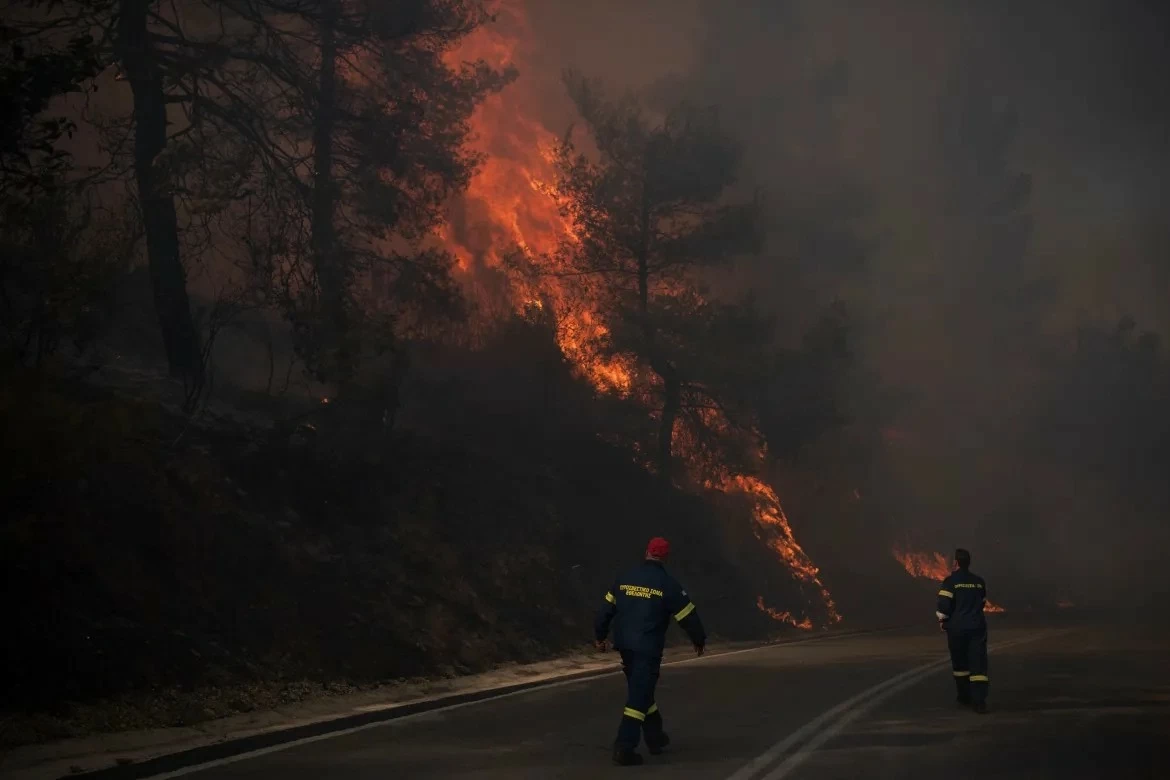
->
[722,662,942,780]
[728,631,1061,780]
[123,629,899,778]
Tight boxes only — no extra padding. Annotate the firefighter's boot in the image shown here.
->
[953,674,971,706]
[644,710,670,755]
[612,745,645,766]
[646,732,670,755]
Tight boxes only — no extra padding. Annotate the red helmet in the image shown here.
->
[646,537,670,560]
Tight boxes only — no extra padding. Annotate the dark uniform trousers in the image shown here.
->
[616,651,667,750]
[947,626,989,703]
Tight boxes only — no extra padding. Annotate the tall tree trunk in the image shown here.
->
[264,326,275,396]
[635,186,677,481]
[657,370,680,481]
[382,344,409,439]
[117,0,201,381]
[311,6,347,379]
[636,188,651,323]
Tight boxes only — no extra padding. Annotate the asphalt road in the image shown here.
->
[141,617,1169,779]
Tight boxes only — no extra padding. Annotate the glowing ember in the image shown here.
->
[442,0,837,627]
[893,546,1006,613]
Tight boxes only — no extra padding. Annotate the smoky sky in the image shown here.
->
[523,0,1170,329]
[517,0,1170,602]
[970,0,1170,331]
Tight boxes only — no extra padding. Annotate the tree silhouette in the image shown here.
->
[538,70,762,480]
[0,26,100,194]
[195,0,513,381]
[8,0,252,382]
[10,0,508,388]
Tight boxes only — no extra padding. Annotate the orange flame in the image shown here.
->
[893,547,1006,613]
[727,474,840,627]
[893,548,952,580]
[443,0,836,626]
[757,596,813,630]
[443,1,634,394]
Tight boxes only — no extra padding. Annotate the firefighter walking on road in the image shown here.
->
[936,547,990,714]
[595,537,707,767]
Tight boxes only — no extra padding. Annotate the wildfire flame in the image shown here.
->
[757,596,813,631]
[443,1,836,628]
[442,1,634,394]
[893,548,951,580]
[724,474,840,626]
[892,546,1005,613]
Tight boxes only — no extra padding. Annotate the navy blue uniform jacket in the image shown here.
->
[595,560,706,657]
[936,568,988,632]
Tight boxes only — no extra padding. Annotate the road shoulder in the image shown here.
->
[2,629,891,780]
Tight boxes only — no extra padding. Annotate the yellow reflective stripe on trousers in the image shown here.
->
[938,590,954,598]
[953,670,970,677]
[605,592,616,604]
[647,703,658,715]
[623,707,646,721]
[970,674,989,682]
[674,602,696,621]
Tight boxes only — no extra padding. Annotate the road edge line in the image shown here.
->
[56,625,908,779]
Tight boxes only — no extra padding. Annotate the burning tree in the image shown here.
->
[525,70,762,481]
[433,1,841,625]
[194,0,516,384]
[10,0,511,393]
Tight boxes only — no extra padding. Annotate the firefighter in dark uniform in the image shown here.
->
[595,537,706,766]
[936,548,990,713]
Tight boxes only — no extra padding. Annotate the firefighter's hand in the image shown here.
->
[694,643,705,657]
[594,639,608,652]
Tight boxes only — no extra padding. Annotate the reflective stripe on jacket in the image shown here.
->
[595,560,706,656]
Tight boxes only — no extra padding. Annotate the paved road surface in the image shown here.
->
[123,617,1169,779]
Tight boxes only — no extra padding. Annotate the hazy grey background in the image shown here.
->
[506,0,1170,606]
[523,0,1169,330]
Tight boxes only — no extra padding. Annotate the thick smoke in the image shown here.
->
[518,0,1170,608]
